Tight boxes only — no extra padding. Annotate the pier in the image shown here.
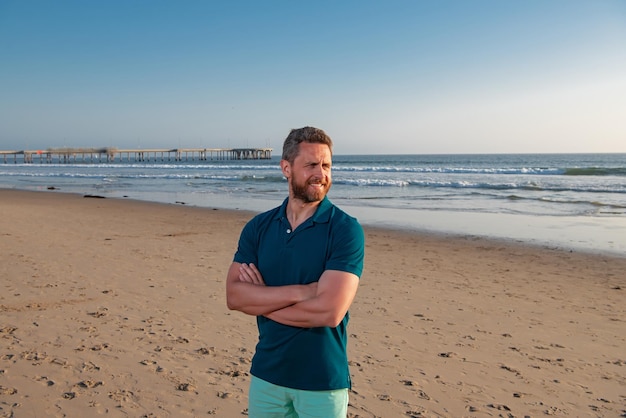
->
[0,147,273,164]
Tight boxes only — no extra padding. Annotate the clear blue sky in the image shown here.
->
[1,1,625,154]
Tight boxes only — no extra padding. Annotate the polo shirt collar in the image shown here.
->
[275,196,333,225]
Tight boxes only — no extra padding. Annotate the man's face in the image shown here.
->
[282,142,332,203]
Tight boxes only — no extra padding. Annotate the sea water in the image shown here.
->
[1,153,625,256]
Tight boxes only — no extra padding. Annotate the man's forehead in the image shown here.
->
[296,153,332,164]
[297,142,331,156]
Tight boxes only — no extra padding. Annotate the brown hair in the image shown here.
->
[281,126,333,163]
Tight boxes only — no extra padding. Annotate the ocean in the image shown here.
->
[1,153,625,256]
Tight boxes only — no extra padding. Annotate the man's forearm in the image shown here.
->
[264,271,359,328]
[265,298,335,328]
[227,280,315,316]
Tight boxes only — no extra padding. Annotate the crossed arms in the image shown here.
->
[226,262,359,328]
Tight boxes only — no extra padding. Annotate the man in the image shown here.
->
[226,126,365,417]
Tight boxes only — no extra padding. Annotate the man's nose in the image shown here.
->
[313,165,326,177]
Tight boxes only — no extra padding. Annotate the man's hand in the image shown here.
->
[238,263,265,285]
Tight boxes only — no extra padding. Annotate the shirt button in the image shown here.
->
[286,229,291,234]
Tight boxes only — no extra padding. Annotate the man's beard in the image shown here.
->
[291,177,331,203]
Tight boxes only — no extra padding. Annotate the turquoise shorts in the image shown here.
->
[248,375,349,418]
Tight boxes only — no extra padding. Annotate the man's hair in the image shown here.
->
[281,126,333,163]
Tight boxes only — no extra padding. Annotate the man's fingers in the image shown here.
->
[239,263,265,285]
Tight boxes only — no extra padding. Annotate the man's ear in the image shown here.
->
[280,160,291,178]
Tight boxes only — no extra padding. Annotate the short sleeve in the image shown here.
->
[325,217,365,278]
[233,218,259,265]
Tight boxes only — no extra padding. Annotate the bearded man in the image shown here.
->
[226,126,365,417]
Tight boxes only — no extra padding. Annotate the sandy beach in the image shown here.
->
[1,189,625,417]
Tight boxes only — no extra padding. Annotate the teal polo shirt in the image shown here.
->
[233,196,365,390]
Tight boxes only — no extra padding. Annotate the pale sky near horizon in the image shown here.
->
[1,1,625,155]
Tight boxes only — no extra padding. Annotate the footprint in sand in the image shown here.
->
[87,308,109,318]
[80,361,101,371]
[176,383,197,392]
[76,379,103,389]
[34,375,55,386]
[62,391,76,399]
[108,389,137,403]
[20,350,48,364]
[0,385,18,395]
[487,403,511,411]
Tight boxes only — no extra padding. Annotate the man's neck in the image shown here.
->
[285,197,321,230]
